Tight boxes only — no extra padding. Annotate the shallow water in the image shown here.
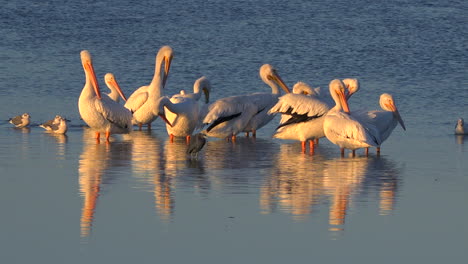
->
[1,0,467,263]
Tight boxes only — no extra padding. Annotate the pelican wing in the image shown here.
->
[269,94,330,117]
[124,89,149,113]
[203,95,258,129]
[95,98,132,130]
[326,112,380,147]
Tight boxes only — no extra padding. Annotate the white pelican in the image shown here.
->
[323,79,380,157]
[78,50,133,142]
[164,76,211,143]
[203,64,290,140]
[353,93,406,154]
[104,73,127,103]
[124,46,173,130]
[455,118,467,135]
[9,113,30,128]
[39,115,62,131]
[342,78,360,99]
[269,81,330,153]
[242,64,291,137]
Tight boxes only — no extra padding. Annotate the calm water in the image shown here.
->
[1,0,467,263]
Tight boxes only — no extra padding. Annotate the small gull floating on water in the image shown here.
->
[9,113,30,128]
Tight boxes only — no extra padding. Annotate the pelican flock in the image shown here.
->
[5,45,412,158]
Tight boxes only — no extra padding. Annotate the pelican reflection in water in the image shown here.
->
[262,146,401,233]
[79,128,132,237]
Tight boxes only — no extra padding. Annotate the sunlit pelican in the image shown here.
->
[78,50,133,142]
[203,64,290,140]
[164,76,211,143]
[342,78,360,100]
[323,79,380,157]
[269,81,330,153]
[104,73,127,103]
[455,118,467,135]
[353,93,406,154]
[124,46,173,130]
[9,113,30,128]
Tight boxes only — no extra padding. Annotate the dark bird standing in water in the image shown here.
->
[187,133,207,159]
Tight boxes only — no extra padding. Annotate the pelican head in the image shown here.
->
[154,96,174,127]
[259,64,291,94]
[329,79,350,113]
[194,76,211,103]
[104,73,127,101]
[292,81,317,96]
[380,93,406,130]
[156,45,174,89]
[342,78,359,99]
[80,50,101,99]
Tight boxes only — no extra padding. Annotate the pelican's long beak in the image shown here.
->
[339,89,350,114]
[273,74,291,93]
[385,102,406,130]
[203,87,210,104]
[109,78,127,101]
[159,112,173,127]
[162,55,173,89]
[85,61,101,99]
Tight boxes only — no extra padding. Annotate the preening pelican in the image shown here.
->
[342,78,359,99]
[104,73,127,103]
[242,64,291,137]
[323,79,380,156]
[353,93,406,154]
[9,113,30,128]
[268,81,330,153]
[164,76,211,143]
[203,64,290,140]
[124,45,173,130]
[78,50,133,142]
[455,118,467,135]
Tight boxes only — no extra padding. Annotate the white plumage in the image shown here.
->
[353,93,406,153]
[124,45,173,130]
[203,64,290,140]
[164,76,211,142]
[78,50,133,142]
[323,79,380,156]
[39,115,62,131]
[269,81,330,153]
[104,73,127,103]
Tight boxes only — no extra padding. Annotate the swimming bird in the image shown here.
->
[323,79,380,157]
[78,50,133,142]
[39,115,62,131]
[164,76,211,143]
[9,113,30,128]
[104,73,127,103]
[45,116,68,134]
[186,133,207,159]
[269,81,330,153]
[455,118,467,135]
[203,64,290,140]
[124,46,173,130]
[353,93,406,154]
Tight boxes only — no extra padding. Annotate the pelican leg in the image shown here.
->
[301,141,306,153]
[352,150,356,157]
[377,147,381,155]
[186,135,191,145]
[95,132,100,143]
[309,140,315,155]
[365,148,369,156]
[252,130,257,138]
[138,123,142,131]
[147,123,151,130]
[245,132,250,137]
[315,138,319,145]
[170,134,175,143]
[231,135,237,143]
[340,148,345,157]
[105,131,111,142]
